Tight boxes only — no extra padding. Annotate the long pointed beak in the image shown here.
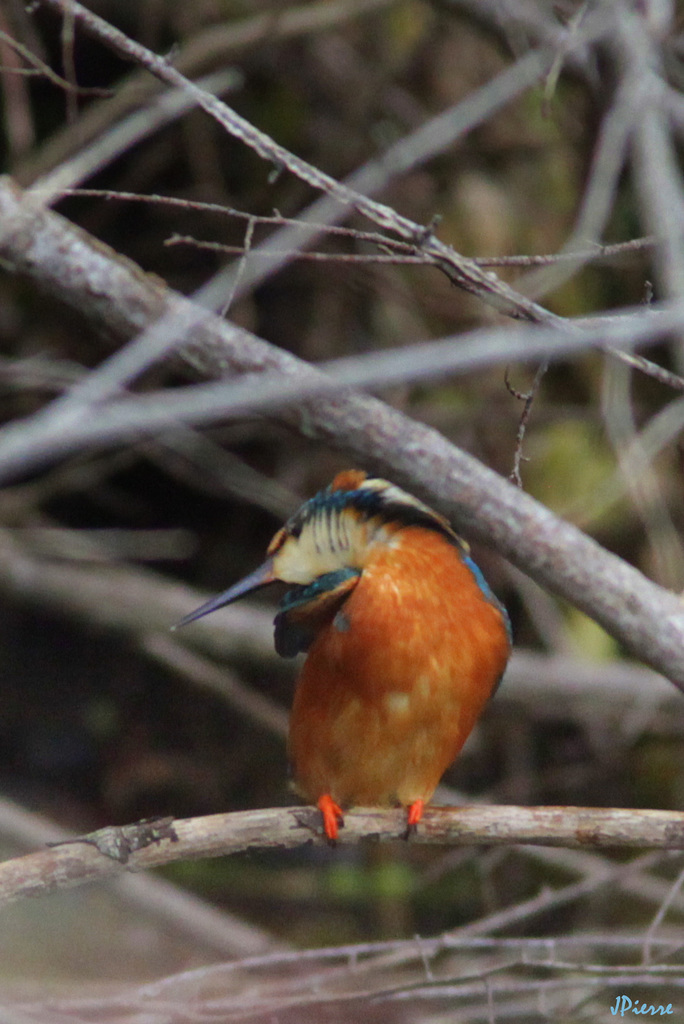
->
[173,557,276,629]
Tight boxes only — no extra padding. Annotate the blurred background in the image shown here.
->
[1,0,684,1019]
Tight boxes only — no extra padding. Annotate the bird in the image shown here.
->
[176,469,511,842]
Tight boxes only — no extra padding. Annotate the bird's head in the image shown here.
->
[174,469,465,652]
[266,469,461,582]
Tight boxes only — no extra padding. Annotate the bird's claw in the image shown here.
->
[403,799,425,840]
[317,794,345,845]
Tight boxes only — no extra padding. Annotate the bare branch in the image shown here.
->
[18,0,395,183]
[0,27,111,95]
[33,69,241,198]
[2,805,684,908]
[504,361,548,487]
[4,301,684,462]
[1,176,684,684]
[34,0,569,324]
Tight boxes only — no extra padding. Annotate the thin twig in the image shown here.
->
[504,361,549,487]
[0,28,111,95]
[34,0,569,325]
[60,189,657,263]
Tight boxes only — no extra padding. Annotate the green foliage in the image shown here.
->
[526,416,621,528]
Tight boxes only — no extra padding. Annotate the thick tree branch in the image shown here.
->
[1,805,683,908]
[1,177,684,685]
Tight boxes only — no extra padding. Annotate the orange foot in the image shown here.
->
[317,794,344,843]
[404,799,425,839]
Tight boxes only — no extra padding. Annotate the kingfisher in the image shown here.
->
[177,470,511,842]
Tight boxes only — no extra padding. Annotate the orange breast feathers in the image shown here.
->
[288,527,511,814]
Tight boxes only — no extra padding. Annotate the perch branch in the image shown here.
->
[1,805,683,908]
